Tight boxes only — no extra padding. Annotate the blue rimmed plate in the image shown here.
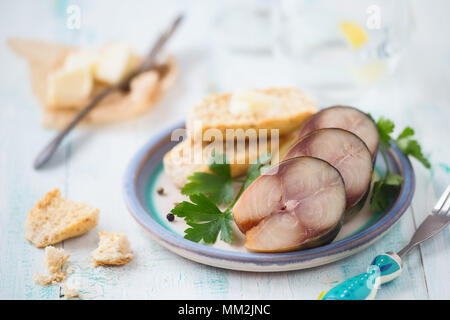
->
[123,122,415,272]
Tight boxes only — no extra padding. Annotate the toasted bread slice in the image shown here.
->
[163,136,281,188]
[186,88,317,140]
[91,231,133,267]
[25,189,99,248]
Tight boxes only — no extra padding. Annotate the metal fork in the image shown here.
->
[397,184,450,257]
[321,185,450,300]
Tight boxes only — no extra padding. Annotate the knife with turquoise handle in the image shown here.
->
[320,185,450,300]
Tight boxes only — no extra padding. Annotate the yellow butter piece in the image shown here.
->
[47,67,93,106]
[64,49,99,73]
[230,90,280,115]
[95,43,135,85]
[340,21,368,49]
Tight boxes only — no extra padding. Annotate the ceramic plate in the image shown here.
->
[123,122,415,272]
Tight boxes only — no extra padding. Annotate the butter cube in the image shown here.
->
[95,43,135,85]
[64,49,99,73]
[230,90,280,115]
[47,67,93,107]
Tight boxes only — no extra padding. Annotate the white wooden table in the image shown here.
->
[0,0,449,300]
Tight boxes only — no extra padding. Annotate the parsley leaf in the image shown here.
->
[395,128,431,168]
[173,152,271,244]
[396,126,414,140]
[370,179,390,213]
[372,115,430,168]
[243,153,272,189]
[171,194,233,243]
[375,117,395,147]
[384,173,404,186]
[369,114,430,212]
[370,173,403,212]
[181,152,234,205]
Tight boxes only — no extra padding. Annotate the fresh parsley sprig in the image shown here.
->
[172,152,271,244]
[369,115,430,212]
[375,117,430,168]
[181,152,234,205]
[171,194,234,243]
[395,127,430,168]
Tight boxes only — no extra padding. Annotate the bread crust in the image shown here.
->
[25,189,99,247]
[44,246,70,273]
[186,88,317,141]
[91,231,133,267]
[163,134,288,188]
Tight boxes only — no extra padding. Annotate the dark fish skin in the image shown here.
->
[344,184,370,220]
[297,105,379,159]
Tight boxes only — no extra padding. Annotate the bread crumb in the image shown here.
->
[62,282,79,299]
[91,231,133,267]
[66,265,75,274]
[33,246,70,286]
[33,272,65,285]
[44,246,70,273]
[25,189,100,247]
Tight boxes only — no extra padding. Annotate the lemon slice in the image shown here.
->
[340,21,368,49]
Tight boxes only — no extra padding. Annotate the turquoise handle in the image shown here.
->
[321,252,402,300]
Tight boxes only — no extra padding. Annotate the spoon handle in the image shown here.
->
[33,14,184,170]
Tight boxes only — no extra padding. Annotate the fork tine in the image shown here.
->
[433,185,450,213]
[440,193,450,216]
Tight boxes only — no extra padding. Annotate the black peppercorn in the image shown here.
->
[156,187,164,195]
[166,213,175,222]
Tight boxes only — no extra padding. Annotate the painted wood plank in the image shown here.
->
[0,53,68,300]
